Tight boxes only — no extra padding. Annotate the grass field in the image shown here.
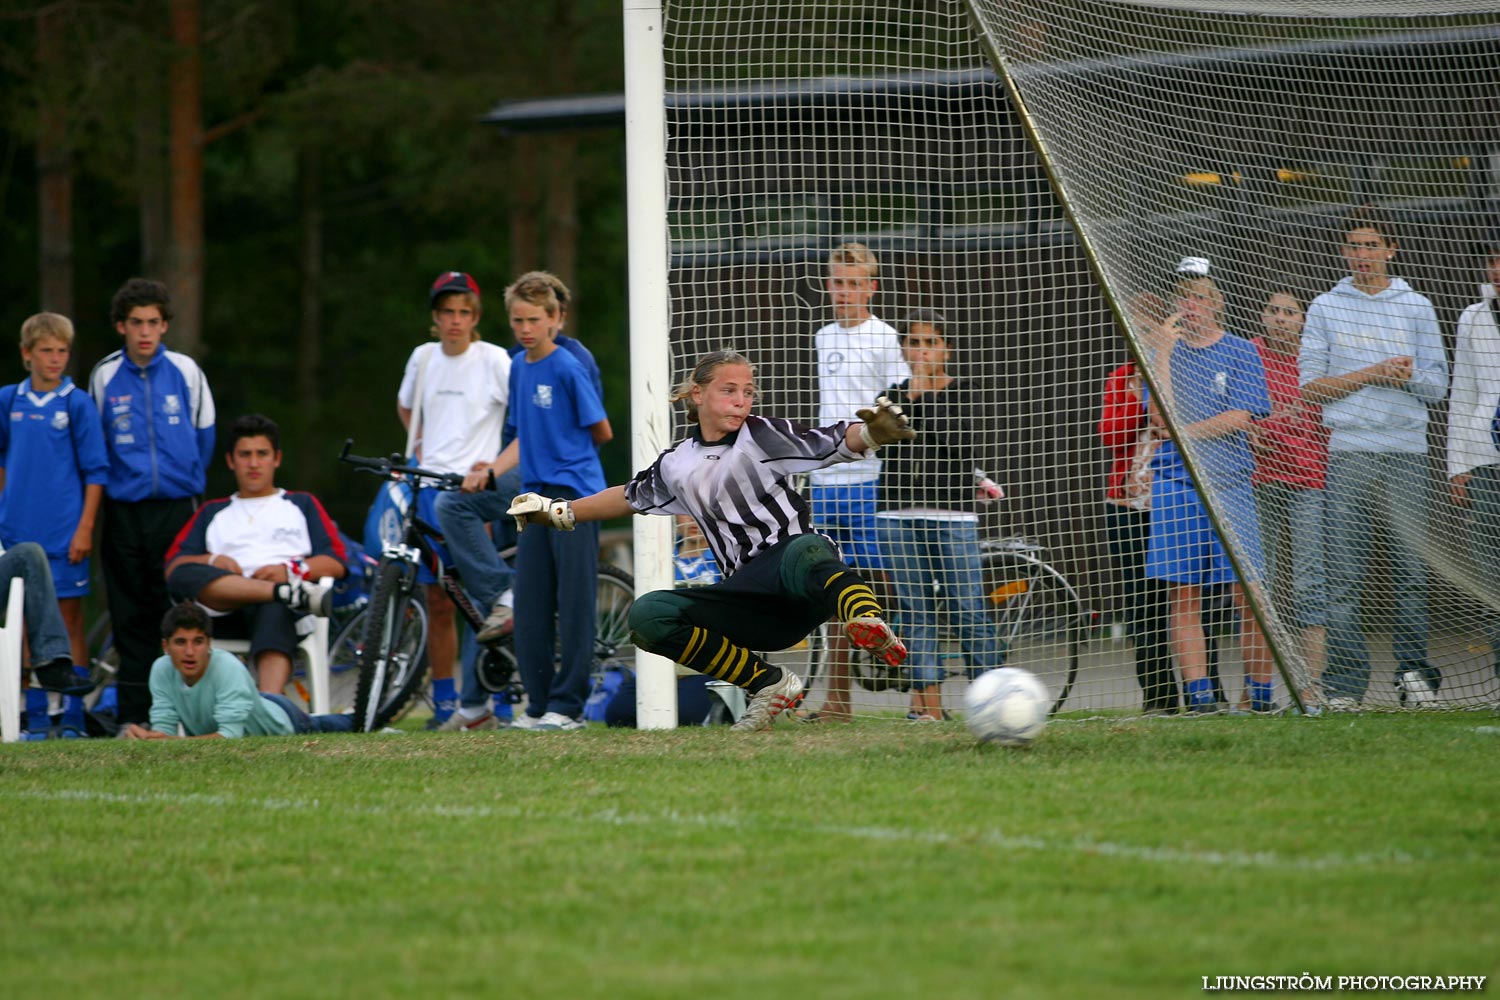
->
[3,712,1497,999]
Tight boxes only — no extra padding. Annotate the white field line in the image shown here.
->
[8,787,1425,871]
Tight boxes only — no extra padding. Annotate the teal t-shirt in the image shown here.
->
[148,648,295,738]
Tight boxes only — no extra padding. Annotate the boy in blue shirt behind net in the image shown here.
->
[1146,259,1275,714]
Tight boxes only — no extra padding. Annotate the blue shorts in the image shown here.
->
[48,552,90,599]
[807,482,883,573]
[1146,478,1263,587]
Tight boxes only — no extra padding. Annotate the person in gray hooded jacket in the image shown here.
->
[1298,206,1447,709]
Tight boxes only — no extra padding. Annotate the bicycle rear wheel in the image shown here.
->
[352,561,430,731]
[477,563,637,695]
[981,551,1084,715]
[593,563,636,675]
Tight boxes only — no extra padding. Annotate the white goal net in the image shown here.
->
[654,0,1500,717]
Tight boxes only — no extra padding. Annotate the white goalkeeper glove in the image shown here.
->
[507,492,577,532]
[854,393,916,452]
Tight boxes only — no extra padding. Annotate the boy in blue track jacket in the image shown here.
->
[88,278,216,727]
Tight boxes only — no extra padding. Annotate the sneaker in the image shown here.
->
[1397,669,1438,708]
[434,710,499,733]
[906,712,939,722]
[475,601,515,644]
[32,657,94,695]
[1325,696,1360,713]
[279,577,332,617]
[1187,701,1220,715]
[534,711,586,731]
[731,671,805,731]
[509,713,547,731]
[845,616,908,669]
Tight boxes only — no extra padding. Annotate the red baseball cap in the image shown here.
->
[429,271,481,308]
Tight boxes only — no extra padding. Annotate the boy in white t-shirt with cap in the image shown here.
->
[396,271,511,727]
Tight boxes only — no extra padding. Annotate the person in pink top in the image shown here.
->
[1250,283,1328,697]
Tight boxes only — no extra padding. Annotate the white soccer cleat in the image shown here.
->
[731,671,805,731]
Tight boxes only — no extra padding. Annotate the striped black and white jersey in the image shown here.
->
[625,415,863,574]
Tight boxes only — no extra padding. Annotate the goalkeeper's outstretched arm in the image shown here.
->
[571,486,633,523]
[508,485,633,531]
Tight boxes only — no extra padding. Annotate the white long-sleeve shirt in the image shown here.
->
[1446,296,1500,480]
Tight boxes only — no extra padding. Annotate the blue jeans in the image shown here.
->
[1,542,72,666]
[875,515,1004,689]
[433,466,521,606]
[1255,483,1328,629]
[261,692,355,733]
[436,469,521,709]
[513,487,599,719]
[1322,451,1432,701]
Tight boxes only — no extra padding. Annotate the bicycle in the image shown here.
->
[338,442,635,731]
[777,534,1086,717]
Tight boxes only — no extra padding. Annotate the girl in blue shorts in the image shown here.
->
[1145,261,1275,713]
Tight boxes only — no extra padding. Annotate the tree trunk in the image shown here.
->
[508,139,541,274]
[546,133,579,325]
[165,0,203,356]
[36,4,72,317]
[136,0,168,280]
[295,149,324,487]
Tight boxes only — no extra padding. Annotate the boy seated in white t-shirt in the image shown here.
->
[164,414,346,695]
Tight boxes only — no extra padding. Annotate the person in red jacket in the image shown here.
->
[1098,293,1180,713]
[1250,282,1327,701]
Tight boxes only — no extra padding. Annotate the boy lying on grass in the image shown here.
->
[123,602,352,739]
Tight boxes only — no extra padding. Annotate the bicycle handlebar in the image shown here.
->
[338,439,466,490]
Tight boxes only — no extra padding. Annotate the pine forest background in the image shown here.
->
[0,0,631,533]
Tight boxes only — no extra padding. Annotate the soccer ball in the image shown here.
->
[963,667,1050,746]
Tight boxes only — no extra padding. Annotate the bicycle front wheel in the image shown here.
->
[352,561,430,731]
[981,551,1085,715]
[325,609,367,714]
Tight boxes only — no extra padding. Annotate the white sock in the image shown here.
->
[498,588,513,609]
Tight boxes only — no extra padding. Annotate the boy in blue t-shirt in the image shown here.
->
[0,313,109,735]
[1145,263,1275,713]
[477,274,610,730]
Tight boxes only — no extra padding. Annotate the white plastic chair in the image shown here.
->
[0,578,26,743]
[214,578,333,715]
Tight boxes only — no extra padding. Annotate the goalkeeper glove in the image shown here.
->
[854,393,916,452]
[507,492,577,532]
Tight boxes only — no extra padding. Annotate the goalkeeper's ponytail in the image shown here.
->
[671,349,756,422]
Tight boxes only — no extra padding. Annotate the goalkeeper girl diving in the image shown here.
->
[506,349,915,730]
